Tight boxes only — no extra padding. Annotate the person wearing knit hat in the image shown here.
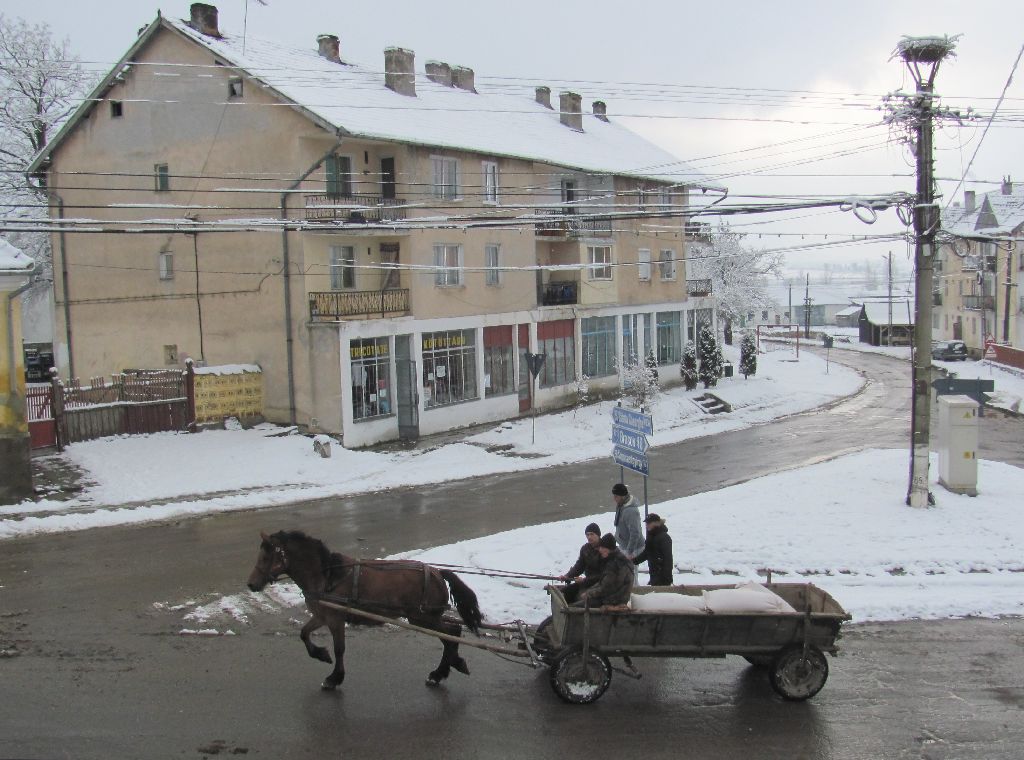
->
[610,483,644,572]
[573,534,635,608]
[557,522,605,603]
[634,514,674,586]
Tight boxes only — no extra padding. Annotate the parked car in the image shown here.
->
[931,340,968,361]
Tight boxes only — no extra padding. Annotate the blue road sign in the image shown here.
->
[611,406,654,436]
[612,445,649,476]
[612,425,650,455]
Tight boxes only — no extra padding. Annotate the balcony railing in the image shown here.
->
[534,209,613,238]
[305,194,407,223]
[962,294,995,311]
[309,289,410,321]
[686,278,713,297]
[542,281,579,306]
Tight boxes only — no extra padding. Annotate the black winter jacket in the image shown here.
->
[634,523,674,586]
[565,543,604,580]
[580,550,634,607]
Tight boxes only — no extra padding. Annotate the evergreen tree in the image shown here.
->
[680,341,698,391]
[740,332,757,378]
[620,356,659,409]
[697,324,723,388]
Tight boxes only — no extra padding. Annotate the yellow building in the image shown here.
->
[0,239,35,504]
[29,3,723,447]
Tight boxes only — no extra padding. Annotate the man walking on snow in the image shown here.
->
[611,483,644,565]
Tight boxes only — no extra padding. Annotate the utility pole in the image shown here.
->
[788,283,793,327]
[893,36,956,508]
[803,274,811,338]
[887,251,894,347]
[1003,247,1014,344]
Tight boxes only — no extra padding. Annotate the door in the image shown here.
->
[394,334,419,440]
[381,157,396,200]
[517,324,531,413]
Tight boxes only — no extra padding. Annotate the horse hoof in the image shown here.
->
[453,658,470,676]
[425,677,440,687]
[321,681,337,691]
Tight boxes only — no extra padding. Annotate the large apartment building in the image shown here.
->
[29,3,723,447]
[935,179,1023,357]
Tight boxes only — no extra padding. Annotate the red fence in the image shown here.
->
[991,344,1024,371]
[26,383,56,449]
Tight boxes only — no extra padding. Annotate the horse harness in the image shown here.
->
[319,559,448,616]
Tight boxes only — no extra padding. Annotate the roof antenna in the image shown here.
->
[242,0,269,55]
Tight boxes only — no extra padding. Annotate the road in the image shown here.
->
[1,350,1021,759]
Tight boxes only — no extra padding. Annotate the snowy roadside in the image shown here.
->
[2,346,862,538]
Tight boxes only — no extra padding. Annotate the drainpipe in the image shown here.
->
[280,137,344,425]
[6,268,37,395]
[47,190,73,379]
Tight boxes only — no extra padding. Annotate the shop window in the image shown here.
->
[538,319,575,388]
[582,316,616,377]
[350,337,391,420]
[422,329,477,407]
[483,325,514,397]
[656,311,681,365]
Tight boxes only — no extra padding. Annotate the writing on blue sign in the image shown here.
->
[611,406,654,436]
[612,425,650,455]
[612,445,649,476]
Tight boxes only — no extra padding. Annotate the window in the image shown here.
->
[637,183,648,211]
[154,164,169,192]
[330,246,355,289]
[110,100,123,118]
[581,316,616,377]
[485,244,501,287]
[326,155,353,196]
[656,311,681,365]
[659,187,673,211]
[163,344,178,364]
[350,338,391,420]
[637,249,651,281]
[228,76,243,97]
[483,326,514,397]
[561,179,577,209]
[761,310,769,321]
[432,156,459,199]
[433,244,463,287]
[587,245,612,281]
[159,252,174,280]
[538,319,575,388]
[482,160,499,204]
[422,330,477,408]
[659,249,677,280]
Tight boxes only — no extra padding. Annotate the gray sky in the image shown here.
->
[4,0,1023,280]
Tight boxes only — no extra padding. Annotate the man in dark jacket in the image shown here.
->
[576,534,634,608]
[634,514,673,586]
[558,523,604,603]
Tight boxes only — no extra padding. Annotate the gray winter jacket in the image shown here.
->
[614,496,645,559]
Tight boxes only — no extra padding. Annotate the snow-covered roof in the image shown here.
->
[835,305,862,317]
[0,238,34,273]
[29,13,721,192]
[942,183,1024,238]
[861,300,914,326]
[763,281,910,309]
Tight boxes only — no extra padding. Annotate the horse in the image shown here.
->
[246,530,483,690]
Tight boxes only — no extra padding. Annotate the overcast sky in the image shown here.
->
[4,0,1023,281]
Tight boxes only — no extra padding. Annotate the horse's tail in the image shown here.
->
[440,569,483,634]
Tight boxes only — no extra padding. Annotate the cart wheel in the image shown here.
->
[532,616,555,663]
[769,645,828,701]
[549,648,612,704]
[743,654,774,669]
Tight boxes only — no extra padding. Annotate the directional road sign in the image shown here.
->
[612,425,650,455]
[611,406,653,436]
[612,445,649,476]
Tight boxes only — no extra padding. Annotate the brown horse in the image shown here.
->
[246,530,483,690]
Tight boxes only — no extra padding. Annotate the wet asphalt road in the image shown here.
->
[1,350,1022,759]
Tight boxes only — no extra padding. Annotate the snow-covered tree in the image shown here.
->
[0,15,92,283]
[697,324,722,389]
[619,356,659,409]
[680,341,697,391]
[687,222,784,326]
[740,332,757,379]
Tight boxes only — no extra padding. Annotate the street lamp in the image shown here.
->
[893,35,957,508]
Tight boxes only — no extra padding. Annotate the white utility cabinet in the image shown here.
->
[937,394,979,496]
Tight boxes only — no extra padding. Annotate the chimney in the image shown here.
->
[559,91,583,131]
[425,60,452,86]
[964,190,976,213]
[451,66,476,93]
[384,47,416,97]
[592,100,608,122]
[188,3,221,37]
[1002,175,1013,195]
[317,35,341,64]
[535,86,552,109]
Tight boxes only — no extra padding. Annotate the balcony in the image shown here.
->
[541,280,579,306]
[309,289,410,321]
[684,221,713,241]
[686,279,713,297]
[962,294,995,311]
[534,209,613,239]
[305,194,407,223]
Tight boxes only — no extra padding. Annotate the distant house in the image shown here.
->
[0,239,35,503]
[835,305,862,328]
[28,3,724,447]
[858,300,914,346]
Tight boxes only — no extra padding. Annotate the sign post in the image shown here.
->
[611,403,653,518]
[525,353,546,444]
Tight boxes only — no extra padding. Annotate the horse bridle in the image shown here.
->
[266,543,289,581]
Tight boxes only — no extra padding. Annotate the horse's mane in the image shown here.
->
[272,530,336,568]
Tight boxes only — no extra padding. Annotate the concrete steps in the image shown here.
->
[694,393,732,415]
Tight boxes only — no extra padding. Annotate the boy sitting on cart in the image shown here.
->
[572,534,634,610]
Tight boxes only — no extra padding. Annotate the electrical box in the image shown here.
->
[937,394,978,496]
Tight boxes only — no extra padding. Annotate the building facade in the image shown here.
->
[30,3,722,447]
[0,240,35,503]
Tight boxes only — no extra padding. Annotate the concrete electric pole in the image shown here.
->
[893,35,957,508]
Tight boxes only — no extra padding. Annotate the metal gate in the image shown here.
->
[394,334,419,440]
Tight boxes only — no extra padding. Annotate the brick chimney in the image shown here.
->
[964,190,976,213]
[1002,176,1013,195]
[188,3,221,37]
[559,91,583,131]
[425,61,452,86]
[535,86,552,109]
[317,35,341,64]
[592,101,608,122]
[384,48,416,97]
[451,66,476,93]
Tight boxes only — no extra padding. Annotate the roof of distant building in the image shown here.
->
[0,238,34,273]
[861,300,914,326]
[942,182,1024,238]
